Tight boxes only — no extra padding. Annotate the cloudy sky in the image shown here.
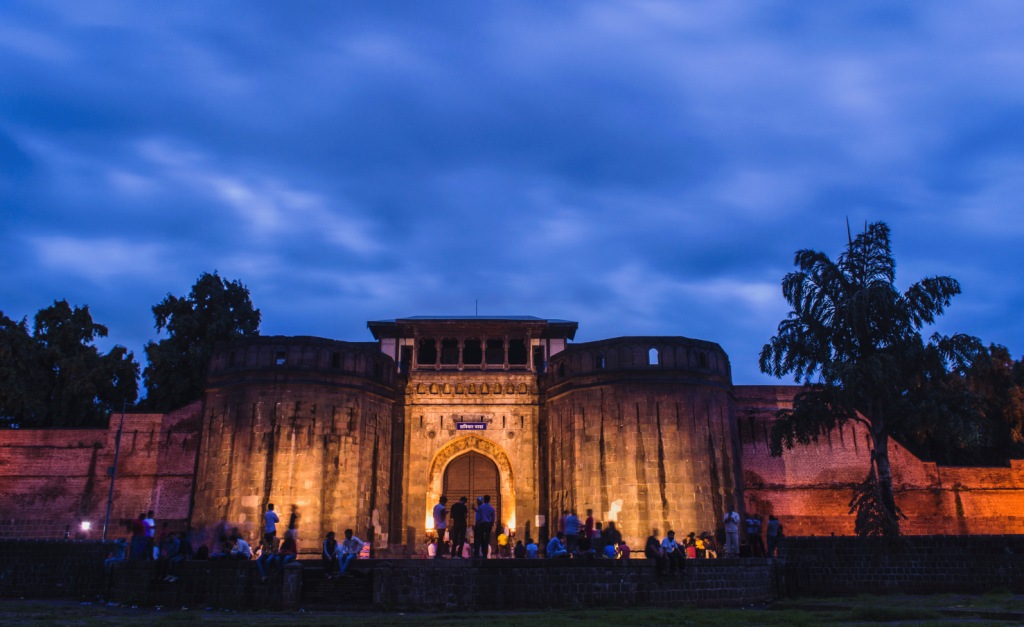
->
[2,1,1023,385]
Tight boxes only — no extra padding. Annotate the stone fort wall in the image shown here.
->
[190,336,396,553]
[737,385,1024,536]
[5,336,1024,546]
[543,337,743,549]
[0,402,201,540]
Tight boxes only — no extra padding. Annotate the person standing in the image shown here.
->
[766,515,782,557]
[264,503,280,549]
[143,510,156,560]
[563,510,581,554]
[449,496,468,558]
[474,495,496,558]
[129,513,148,561]
[432,496,448,559]
[723,506,740,558]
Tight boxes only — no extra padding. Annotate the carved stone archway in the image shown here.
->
[426,435,517,533]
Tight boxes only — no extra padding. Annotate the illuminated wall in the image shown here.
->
[738,385,1024,536]
[190,337,396,551]
[543,337,743,548]
[0,402,201,540]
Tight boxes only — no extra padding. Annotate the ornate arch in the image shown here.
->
[425,435,517,532]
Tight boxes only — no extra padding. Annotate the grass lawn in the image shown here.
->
[3,592,1024,625]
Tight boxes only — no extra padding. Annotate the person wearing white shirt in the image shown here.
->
[338,528,365,575]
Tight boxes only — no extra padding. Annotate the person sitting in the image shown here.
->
[660,530,684,576]
[525,538,539,559]
[322,531,340,577]
[256,541,277,583]
[546,531,569,558]
[645,531,667,575]
[257,532,297,583]
[684,532,698,559]
[513,540,526,559]
[602,542,617,559]
[157,531,181,581]
[166,532,192,582]
[104,537,128,574]
[338,528,365,576]
[230,533,252,560]
[618,540,631,559]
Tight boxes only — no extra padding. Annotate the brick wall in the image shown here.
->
[0,402,202,540]
[780,535,1024,595]
[372,558,775,610]
[0,540,113,598]
[737,385,1024,536]
[108,559,302,610]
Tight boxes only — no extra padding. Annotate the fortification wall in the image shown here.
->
[738,385,1024,535]
[191,336,396,554]
[0,402,202,539]
[543,337,742,548]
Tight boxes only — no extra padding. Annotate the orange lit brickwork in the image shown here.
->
[738,385,1024,535]
[0,402,201,539]
[4,318,1024,549]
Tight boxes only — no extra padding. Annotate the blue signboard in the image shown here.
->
[456,422,487,430]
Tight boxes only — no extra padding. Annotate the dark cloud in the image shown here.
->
[1,1,1023,385]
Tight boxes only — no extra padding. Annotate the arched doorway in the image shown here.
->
[444,451,501,550]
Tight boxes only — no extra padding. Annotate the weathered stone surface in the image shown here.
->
[191,336,396,553]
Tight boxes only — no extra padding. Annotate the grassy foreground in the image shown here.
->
[2,592,1024,625]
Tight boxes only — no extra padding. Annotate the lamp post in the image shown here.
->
[101,399,126,542]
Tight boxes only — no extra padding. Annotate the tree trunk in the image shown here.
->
[870,421,901,536]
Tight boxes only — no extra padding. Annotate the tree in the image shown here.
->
[0,302,139,428]
[759,222,981,536]
[142,272,261,411]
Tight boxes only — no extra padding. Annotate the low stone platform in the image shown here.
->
[6,536,1024,611]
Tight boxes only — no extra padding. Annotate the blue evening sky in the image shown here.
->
[2,1,1022,384]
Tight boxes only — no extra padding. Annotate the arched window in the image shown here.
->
[463,339,483,365]
[648,347,659,365]
[418,338,437,365]
[596,352,606,370]
[698,352,708,369]
[485,339,504,365]
[440,338,459,365]
[508,339,528,365]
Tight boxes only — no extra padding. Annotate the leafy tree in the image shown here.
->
[142,272,260,411]
[759,222,981,536]
[0,302,139,428]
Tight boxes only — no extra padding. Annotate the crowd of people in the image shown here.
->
[426,500,784,564]
[104,499,784,583]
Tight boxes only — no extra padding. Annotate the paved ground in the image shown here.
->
[3,594,1024,626]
